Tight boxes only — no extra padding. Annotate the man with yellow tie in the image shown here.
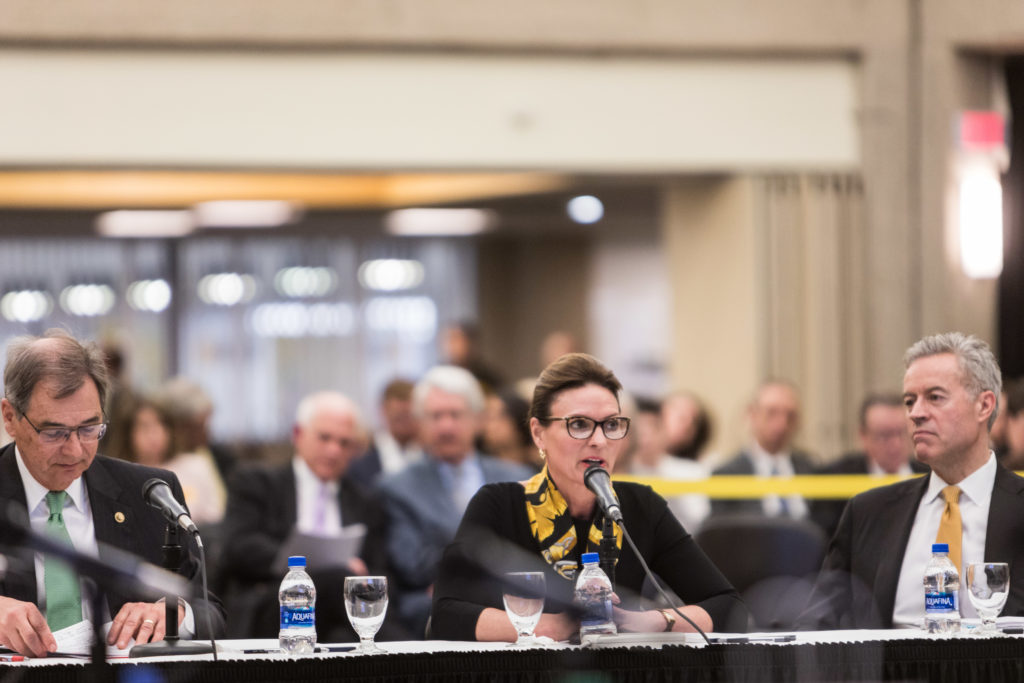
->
[801,332,1024,629]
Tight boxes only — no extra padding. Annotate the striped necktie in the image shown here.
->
[44,491,83,631]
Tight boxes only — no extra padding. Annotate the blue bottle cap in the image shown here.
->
[932,543,949,553]
[581,552,600,564]
[287,555,307,568]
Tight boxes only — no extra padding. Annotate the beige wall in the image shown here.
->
[4,0,1021,456]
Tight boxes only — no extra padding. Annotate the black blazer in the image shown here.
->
[0,443,226,637]
[809,453,929,539]
[800,462,1024,629]
[710,448,816,517]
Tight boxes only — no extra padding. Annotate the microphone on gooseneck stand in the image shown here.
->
[131,479,218,659]
[581,465,710,645]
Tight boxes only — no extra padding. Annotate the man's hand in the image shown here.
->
[107,601,185,650]
[0,596,56,657]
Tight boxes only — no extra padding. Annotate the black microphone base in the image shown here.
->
[130,637,215,658]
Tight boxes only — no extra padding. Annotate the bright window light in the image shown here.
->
[127,279,172,313]
[59,284,116,317]
[197,273,257,306]
[357,259,425,292]
[959,162,1003,279]
[0,290,53,322]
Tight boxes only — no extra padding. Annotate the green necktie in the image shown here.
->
[44,491,82,631]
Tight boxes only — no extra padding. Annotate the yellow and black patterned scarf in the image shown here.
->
[523,465,623,581]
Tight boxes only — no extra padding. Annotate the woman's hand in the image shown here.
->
[534,612,577,642]
[612,604,713,634]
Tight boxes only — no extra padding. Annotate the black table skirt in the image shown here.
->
[15,639,1024,683]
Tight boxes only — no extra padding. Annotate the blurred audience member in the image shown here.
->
[628,396,711,531]
[379,366,532,636]
[100,342,139,465]
[348,378,423,488]
[539,330,580,370]
[221,391,399,639]
[158,377,232,524]
[121,396,175,467]
[1002,379,1024,470]
[712,380,814,520]
[442,321,505,394]
[662,391,714,462]
[482,386,541,471]
[810,393,927,539]
[992,385,1011,462]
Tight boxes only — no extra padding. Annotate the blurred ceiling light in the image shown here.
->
[566,195,604,224]
[59,284,115,317]
[197,272,257,306]
[0,290,53,323]
[357,259,425,292]
[249,302,355,338]
[273,266,338,298]
[193,200,302,228]
[364,296,437,342]
[96,210,195,238]
[384,208,494,236]
[126,279,172,313]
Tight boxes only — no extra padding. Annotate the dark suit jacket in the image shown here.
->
[710,448,816,518]
[346,445,384,490]
[809,453,929,540]
[0,443,226,638]
[800,463,1024,629]
[220,461,390,638]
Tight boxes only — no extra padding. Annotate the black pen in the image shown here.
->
[711,635,796,644]
[242,648,280,654]
[316,646,356,653]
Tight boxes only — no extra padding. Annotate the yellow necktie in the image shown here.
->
[935,485,962,574]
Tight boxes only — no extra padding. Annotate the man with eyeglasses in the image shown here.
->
[0,330,225,657]
[379,366,533,637]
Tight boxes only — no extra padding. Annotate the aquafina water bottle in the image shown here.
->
[923,543,960,634]
[279,555,317,654]
[574,552,616,642]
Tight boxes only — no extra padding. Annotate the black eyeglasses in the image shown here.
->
[21,414,108,445]
[541,415,631,440]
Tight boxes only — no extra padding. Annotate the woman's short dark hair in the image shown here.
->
[529,353,622,421]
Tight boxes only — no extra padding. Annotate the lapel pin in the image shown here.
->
[114,511,126,523]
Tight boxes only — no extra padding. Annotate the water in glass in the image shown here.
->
[503,572,545,647]
[344,576,388,653]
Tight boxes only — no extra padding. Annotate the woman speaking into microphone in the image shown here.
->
[431,353,747,641]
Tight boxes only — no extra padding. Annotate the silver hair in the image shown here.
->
[904,332,1002,429]
[3,329,109,415]
[412,365,485,416]
[294,391,365,430]
[158,377,214,420]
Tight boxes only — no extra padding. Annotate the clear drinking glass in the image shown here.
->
[344,576,389,653]
[966,562,1010,635]
[502,571,546,647]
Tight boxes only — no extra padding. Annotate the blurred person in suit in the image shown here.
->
[0,330,224,657]
[810,393,928,540]
[801,332,1024,629]
[221,391,399,640]
[347,378,423,489]
[379,366,532,637]
[482,386,542,471]
[628,395,710,532]
[442,321,505,395]
[431,353,746,641]
[711,380,815,520]
[662,391,715,464]
[1000,378,1024,470]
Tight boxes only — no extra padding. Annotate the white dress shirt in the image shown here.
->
[373,430,423,476]
[892,452,996,627]
[15,446,196,636]
[747,443,809,520]
[293,457,342,536]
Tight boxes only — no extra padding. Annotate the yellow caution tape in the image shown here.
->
[613,473,926,500]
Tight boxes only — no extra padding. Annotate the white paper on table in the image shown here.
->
[274,523,367,571]
[52,620,133,657]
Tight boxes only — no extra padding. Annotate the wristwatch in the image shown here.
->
[659,609,677,632]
